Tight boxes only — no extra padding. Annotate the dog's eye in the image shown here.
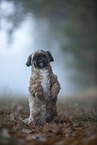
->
[38,54,46,60]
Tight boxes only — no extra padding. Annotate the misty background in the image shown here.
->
[0,0,97,98]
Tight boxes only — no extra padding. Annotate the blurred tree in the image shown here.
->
[61,0,97,86]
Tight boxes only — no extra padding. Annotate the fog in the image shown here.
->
[0,15,75,97]
[0,0,97,97]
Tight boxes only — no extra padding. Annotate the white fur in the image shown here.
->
[40,69,50,101]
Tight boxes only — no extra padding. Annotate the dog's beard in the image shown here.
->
[33,54,48,69]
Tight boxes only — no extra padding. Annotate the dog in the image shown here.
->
[25,50,61,125]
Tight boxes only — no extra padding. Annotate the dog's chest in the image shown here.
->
[40,70,50,99]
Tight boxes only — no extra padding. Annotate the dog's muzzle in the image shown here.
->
[33,54,48,69]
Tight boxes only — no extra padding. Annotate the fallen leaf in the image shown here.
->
[55,140,65,145]
[16,105,23,112]
[42,123,59,134]
[22,129,32,134]
[26,133,47,142]
[7,113,15,120]
[1,128,11,138]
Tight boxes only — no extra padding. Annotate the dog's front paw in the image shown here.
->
[23,118,33,124]
[31,86,43,98]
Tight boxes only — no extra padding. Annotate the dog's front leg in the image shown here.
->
[28,95,34,123]
[29,84,43,99]
[23,96,34,124]
[51,76,61,100]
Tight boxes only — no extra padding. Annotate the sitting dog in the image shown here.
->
[25,50,61,125]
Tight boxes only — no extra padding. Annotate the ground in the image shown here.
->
[0,95,97,145]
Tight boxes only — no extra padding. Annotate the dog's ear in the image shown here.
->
[26,55,32,66]
[46,51,54,62]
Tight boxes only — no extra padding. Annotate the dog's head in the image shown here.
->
[26,50,54,69]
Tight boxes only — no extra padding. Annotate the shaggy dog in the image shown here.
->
[25,50,61,125]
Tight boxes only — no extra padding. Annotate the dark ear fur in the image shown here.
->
[46,51,54,62]
[26,55,32,66]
